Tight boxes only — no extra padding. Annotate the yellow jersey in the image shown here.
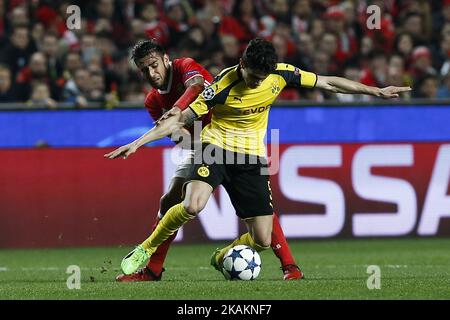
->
[189,63,317,157]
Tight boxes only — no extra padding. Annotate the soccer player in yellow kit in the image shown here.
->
[105,38,411,276]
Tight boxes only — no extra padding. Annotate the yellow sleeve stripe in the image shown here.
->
[274,63,317,88]
[213,65,238,83]
[300,70,317,88]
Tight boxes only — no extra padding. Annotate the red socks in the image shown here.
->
[271,213,297,267]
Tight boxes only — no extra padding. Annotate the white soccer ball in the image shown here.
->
[222,245,261,280]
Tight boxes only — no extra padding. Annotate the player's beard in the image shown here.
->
[148,70,168,90]
[149,78,163,89]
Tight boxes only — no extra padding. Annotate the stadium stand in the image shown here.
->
[0,0,449,109]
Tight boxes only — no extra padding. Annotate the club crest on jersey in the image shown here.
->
[197,165,210,177]
[271,81,280,95]
[202,86,216,100]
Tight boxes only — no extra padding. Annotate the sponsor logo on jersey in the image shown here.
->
[185,70,200,77]
[241,105,271,115]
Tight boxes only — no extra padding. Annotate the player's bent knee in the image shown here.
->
[257,238,271,249]
[183,203,200,216]
[183,193,208,216]
[182,198,201,216]
[252,233,271,249]
[183,181,211,216]
[255,227,273,248]
[254,240,271,251]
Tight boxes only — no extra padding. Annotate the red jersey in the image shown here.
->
[144,57,214,134]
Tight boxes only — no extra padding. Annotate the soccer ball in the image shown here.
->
[222,245,261,280]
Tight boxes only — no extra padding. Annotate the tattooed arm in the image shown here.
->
[104,107,198,159]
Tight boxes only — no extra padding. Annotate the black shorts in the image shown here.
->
[184,143,274,219]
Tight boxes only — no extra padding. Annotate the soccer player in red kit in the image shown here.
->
[115,39,303,282]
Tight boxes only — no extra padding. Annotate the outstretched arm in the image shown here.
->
[155,76,205,125]
[315,75,411,98]
[104,107,198,159]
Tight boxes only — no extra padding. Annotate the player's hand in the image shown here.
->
[104,143,138,159]
[154,107,182,126]
[378,86,411,99]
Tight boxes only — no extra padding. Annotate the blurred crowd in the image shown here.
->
[0,0,449,108]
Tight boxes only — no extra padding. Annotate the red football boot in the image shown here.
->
[282,264,304,280]
[115,267,164,282]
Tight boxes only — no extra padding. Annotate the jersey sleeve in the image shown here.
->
[274,63,317,89]
[179,58,206,85]
[189,85,213,118]
[189,69,238,117]
[211,65,235,84]
[144,92,162,121]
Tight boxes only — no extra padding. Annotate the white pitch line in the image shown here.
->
[20,267,111,271]
[0,266,210,272]
[311,264,448,269]
[1,265,448,272]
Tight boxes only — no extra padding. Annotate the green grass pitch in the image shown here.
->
[1,238,449,300]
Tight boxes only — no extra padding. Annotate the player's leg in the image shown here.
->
[120,180,213,275]
[271,213,304,280]
[245,215,273,248]
[264,178,301,276]
[211,159,274,269]
[117,150,198,281]
[116,177,186,281]
[211,155,303,279]
[145,150,197,277]
[141,180,211,253]
[212,215,304,280]
[211,215,273,270]
[121,144,225,275]
[145,177,185,276]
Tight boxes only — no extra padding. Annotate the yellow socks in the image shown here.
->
[141,203,195,255]
[216,232,270,263]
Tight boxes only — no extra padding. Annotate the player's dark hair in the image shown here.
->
[131,39,166,64]
[242,38,278,74]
